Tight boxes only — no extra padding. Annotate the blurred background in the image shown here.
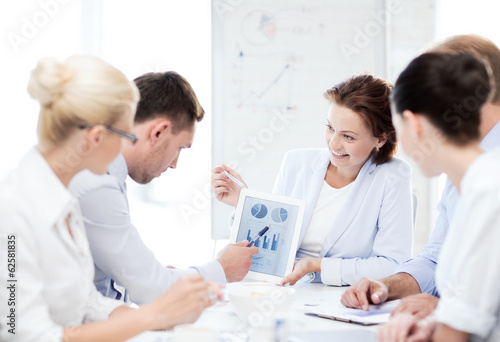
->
[1,0,498,269]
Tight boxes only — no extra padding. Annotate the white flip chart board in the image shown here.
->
[211,0,403,238]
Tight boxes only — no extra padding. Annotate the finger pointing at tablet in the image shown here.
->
[247,226,270,247]
[216,241,259,282]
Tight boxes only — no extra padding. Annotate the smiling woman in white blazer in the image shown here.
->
[212,74,413,286]
[274,147,412,286]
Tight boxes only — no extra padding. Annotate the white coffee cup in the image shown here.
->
[173,324,219,342]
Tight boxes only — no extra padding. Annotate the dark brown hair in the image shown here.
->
[133,71,204,133]
[428,34,500,104]
[324,74,396,165]
[392,53,491,145]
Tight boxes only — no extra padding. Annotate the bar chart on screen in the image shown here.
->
[271,233,280,251]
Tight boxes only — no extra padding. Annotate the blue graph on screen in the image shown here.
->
[247,229,262,247]
[262,235,270,249]
[251,203,268,219]
[271,233,280,251]
[271,207,288,223]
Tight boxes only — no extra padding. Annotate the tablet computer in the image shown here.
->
[230,188,305,284]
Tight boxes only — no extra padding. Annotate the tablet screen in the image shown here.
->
[235,195,300,277]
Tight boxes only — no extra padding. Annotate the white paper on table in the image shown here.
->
[305,300,401,325]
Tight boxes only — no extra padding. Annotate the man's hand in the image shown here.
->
[391,293,438,319]
[280,257,321,286]
[216,241,258,282]
[377,312,437,342]
[340,277,389,311]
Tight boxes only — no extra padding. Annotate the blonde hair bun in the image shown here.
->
[27,55,139,150]
[28,58,71,107]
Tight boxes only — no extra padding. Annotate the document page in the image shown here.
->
[306,300,401,325]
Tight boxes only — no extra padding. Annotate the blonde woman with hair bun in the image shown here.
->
[0,55,220,342]
[28,56,140,153]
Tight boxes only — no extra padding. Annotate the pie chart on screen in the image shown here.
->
[251,203,268,219]
[271,208,288,223]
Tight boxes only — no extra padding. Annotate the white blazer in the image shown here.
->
[273,148,413,285]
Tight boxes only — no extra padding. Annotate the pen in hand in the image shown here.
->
[222,170,247,188]
[247,226,270,247]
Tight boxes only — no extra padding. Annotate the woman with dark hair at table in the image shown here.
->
[212,74,413,287]
[378,52,500,342]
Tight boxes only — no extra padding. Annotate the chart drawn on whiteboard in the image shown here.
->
[212,0,384,239]
[241,10,276,45]
[234,52,296,110]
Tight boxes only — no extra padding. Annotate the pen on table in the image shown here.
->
[222,170,247,188]
[247,226,270,247]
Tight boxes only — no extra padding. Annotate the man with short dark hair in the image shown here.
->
[70,71,258,305]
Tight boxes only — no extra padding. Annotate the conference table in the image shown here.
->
[127,282,384,341]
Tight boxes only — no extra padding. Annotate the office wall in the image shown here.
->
[211,0,436,243]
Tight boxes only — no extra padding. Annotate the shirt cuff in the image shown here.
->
[191,260,227,285]
[83,294,126,323]
[396,257,439,296]
[320,257,342,286]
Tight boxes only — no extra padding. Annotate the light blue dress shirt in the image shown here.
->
[396,121,500,296]
[69,154,226,305]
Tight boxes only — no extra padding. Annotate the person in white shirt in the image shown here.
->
[341,33,500,319]
[212,74,414,286]
[378,52,500,342]
[69,71,258,305]
[0,56,219,342]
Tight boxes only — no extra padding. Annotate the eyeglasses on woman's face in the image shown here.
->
[79,124,139,145]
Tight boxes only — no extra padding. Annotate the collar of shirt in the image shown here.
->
[17,147,74,229]
[107,153,128,186]
[480,120,500,150]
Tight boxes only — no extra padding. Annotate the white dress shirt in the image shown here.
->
[0,148,123,342]
[69,154,225,305]
[396,120,500,295]
[435,148,500,342]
